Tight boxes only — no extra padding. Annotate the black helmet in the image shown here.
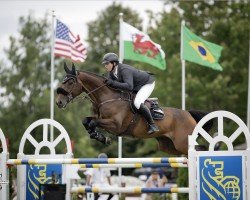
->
[102,53,119,64]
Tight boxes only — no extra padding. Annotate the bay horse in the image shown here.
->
[56,63,213,155]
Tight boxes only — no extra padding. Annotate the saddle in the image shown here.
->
[120,91,165,120]
[117,92,165,137]
[123,92,164,120]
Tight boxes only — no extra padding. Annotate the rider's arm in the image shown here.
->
[111,68,133,91]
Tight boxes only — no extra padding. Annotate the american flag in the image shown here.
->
[54,19,87,62]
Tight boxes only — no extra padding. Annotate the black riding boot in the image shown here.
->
[138,103,159,134]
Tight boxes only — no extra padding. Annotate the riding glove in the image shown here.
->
[104,78,132,91]
[104,79,114,86]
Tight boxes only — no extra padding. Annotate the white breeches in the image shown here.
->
[134,81,155,109]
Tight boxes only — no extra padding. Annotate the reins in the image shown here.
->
[58,70,138,137]
[59,72,132,111]
[74,82,107,105]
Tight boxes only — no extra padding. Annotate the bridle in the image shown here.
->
[57,72,132,111]
[57,75,81,104]
[57,74,107,105]
[57,69,138,138]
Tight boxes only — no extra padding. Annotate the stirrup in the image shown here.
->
[148,124,159,135]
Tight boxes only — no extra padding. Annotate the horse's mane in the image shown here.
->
[78,70,106,80]
[78,70,126,94]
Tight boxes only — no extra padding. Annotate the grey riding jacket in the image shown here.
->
[107,63,155,92]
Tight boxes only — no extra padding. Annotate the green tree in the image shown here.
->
[150,2,250,199]
[82,2,150,157]
[0,13,97,158]
[0,14,51,157]
[179,1,250,120]
[1,3,249,198]
[85,2,142,74]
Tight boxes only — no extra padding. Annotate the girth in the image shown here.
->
[118,112,140,138]
[95,90,139,137]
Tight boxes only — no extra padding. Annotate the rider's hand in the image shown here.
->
[104,79,114,86]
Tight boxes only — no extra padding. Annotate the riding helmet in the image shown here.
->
[102,53,119,64]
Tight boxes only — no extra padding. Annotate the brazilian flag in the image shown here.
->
[182,25,223,71]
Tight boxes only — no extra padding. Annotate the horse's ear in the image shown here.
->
[72,63,76,75]
[64,62,70,74]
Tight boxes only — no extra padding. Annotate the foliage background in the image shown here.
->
[0,1,249,199]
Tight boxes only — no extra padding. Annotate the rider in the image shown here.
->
[102,52,159,135]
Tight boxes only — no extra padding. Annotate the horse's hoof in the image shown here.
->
[105,137,112,145]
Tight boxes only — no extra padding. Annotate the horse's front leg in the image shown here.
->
[88,118,120,144]
[82,116,96,133]
[82,117,111,145]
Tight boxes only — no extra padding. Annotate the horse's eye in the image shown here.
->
[69,81,74,85]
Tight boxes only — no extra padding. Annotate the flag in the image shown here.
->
[121,22,166,70]
[182,25,223,71]
[54,19,87,62]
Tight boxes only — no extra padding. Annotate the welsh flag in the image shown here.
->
[121,22,166,70]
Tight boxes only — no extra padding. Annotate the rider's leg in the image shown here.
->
[138,103,159,134]
[134,82,159,134]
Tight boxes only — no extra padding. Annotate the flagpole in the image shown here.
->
[118,12,124,187]
[50,10,55,141]
[181,20,186,110]
[247,38,250,128]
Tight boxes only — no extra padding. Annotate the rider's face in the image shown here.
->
[104,62,113,72]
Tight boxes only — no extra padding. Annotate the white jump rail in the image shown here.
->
[1,111,250,200]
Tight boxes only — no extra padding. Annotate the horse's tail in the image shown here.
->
[188,110,213,132]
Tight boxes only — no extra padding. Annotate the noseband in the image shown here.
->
[57,74,81,103]
[57,74,107,104]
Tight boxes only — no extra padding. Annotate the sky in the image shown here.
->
[0,0,168,62]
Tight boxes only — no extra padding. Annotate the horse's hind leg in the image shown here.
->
[156,137,183,156]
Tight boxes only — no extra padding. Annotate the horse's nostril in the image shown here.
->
[56,100,62,107]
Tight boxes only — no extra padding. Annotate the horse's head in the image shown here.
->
[56,62,83,108]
